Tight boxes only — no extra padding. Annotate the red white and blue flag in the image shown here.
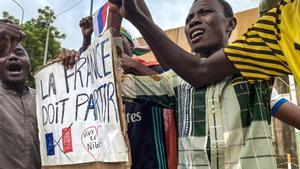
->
[93,1,109,37]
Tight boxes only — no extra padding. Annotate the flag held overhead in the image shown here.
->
[93,1,109,37]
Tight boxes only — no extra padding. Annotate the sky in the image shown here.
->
[1,0,258,49]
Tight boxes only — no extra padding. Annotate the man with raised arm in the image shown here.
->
[60,2,176,168]
[61,0,300,168]
[112,0,300,88]
[0,19,41,169]
[118,0,300,168]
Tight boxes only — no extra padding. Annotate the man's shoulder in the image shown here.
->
[27,87,36,97]
[28,87,36,92]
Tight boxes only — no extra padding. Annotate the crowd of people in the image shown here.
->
[1,0,300,168]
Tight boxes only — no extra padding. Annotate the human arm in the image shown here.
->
[271,88,300,129]
[59,36,158,76]
[112,0,300,88]
[60,5,132,68]
[121,53,158,75]
[59,47,174,105]
[108,1,160,76]
[122,71,175,107]
[107,2,123,37]
[78,1,148,48]
[273,100,300,130]
[109,0,238,88]
[58,47,158,75]
[108,0,153,36]
[79,16,93,53]
[0,19,25,58]
[60,17,92,67]
[136,0,153,21]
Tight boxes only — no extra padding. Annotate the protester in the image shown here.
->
[256,1,300,126]
[0,20,41,169]
[118,0,300,168]
[110,0,300,89]
[61,0,300,168]
[106,7,176,167]
[60,3,176,168]
[0,19,25,59]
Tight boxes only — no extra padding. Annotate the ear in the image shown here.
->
[226,17,237,38]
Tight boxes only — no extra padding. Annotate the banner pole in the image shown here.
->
[90,0,94,16]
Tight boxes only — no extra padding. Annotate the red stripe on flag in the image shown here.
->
[62,127,73,153]
[101,3,109,28]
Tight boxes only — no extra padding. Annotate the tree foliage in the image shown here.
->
[2,6,66,87]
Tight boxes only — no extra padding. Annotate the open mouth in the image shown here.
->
[7,63,22,73]
[190,28,205,41]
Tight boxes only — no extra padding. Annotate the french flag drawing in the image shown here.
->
[93,1,109,37]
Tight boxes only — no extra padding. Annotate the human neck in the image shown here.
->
[195,42,227,58]
[1,81,26,95]
[196,47,220,59]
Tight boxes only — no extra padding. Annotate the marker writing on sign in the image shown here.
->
[75,81,118,123]
[40,37,119,125]
[42,98,69,126]
[40,72,57,100]
[64,38,111,93]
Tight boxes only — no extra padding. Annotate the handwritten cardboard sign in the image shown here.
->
[35,30,128,166]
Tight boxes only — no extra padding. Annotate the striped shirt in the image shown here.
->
[224,0,300,84]
[124,101,173,169]
[122,71,276,169]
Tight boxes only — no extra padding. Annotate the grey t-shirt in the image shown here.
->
[0,85,41,169]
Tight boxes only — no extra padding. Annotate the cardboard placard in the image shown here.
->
[35,30,130,168]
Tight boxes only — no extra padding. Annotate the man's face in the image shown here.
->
[185,0,229,54]
[0,45,30,86]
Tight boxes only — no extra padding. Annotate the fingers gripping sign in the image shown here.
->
[120,53,137,73]
[59,49,80,69]
[68,49,80,69]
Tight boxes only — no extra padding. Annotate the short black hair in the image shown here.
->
[193,0,234,18]
[218,0,234,17]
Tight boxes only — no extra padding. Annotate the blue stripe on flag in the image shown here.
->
[45,133,55,156]
[97,3,108,34]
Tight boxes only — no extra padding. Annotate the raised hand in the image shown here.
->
[0,20,25,58]
[79,16,93,38]
[108,0,140,20]
[79,17,93,53]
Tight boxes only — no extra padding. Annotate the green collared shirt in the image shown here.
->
[122,70,276,169]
